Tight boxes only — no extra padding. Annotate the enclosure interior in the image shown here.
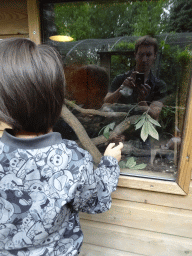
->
[41,0,192,181]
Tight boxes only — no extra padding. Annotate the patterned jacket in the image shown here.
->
[0,129,120,256]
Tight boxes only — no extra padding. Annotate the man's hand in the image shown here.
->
[121,71,139,89]
[137,83,151,103]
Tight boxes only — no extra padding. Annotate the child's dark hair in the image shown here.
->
[135,35,158,55]
[0,38,65,134]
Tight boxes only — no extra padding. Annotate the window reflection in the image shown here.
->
[41,0,192,181]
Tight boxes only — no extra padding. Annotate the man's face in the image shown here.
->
[135,45,156,73]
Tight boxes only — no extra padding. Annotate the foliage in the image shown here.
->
[54,2,135,41]
[158,41,182,92]
[98,122,115,139]
[158,41,192,96]
[158,44,179,92]
[99,111,161,143]
[110,55,131,83]
[110,41,136,82]
[159,105,176,134]
[177,48,192,67]
[134,112,161,142]
[132,0,168,37]
[155,45,191,134]
[113,41,135,51]
[54,0,192,138]
[167,0,192,33]
[65,48,98,66]
[119,157,147,169]
[54,0,168,41]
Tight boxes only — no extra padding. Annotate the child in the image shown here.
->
[0,38,123,256]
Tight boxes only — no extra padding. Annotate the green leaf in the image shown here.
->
[103,126,110,139]
[134,113,146,124]
[134,116,142,124]
[148,115,161,127]
[119,161,126,168]
[131,163,147,170]
[135,118,145,130]
[98,126,106,136]
[140,121,149,142]
[144,113,150,121]
[99,122,115,139]
[108,122,116,130]
[147,122,159,140]
[126,157,136,168]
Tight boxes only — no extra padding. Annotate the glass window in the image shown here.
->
[40,0,192,182]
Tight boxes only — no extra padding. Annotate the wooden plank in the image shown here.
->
[100,53,111,87]
[80,243,143,256]
[177,77,192,193]
[0,0,28,36]
[80,198,192,238]
[121,168,176,181]
[0,122,11,131]
[27,0,41,44]
[80,219,192,256]
[0,34,29,39]
[118,175,186,195]
[112,181,192,210]
[0,123,11,137]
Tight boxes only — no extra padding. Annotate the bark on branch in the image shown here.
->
[61,101,155,163]
[91,115,140,146]
[65,99,127,118]
[61,105,102,164]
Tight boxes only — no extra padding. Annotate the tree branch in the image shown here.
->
[61,105,102,164]
[65,99,127,118]
[91,115,140,146]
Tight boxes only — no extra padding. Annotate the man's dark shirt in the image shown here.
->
[110,70,167,104]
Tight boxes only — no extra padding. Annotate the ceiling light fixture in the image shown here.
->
[49,35,73,42]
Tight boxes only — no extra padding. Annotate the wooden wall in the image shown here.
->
[0,0,29,134]
[79,180,192,256]
[0,0,28,39]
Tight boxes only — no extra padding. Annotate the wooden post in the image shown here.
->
[100,53,111,89]
[27,0,41,44]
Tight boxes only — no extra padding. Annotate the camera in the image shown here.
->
[135,73,144,87]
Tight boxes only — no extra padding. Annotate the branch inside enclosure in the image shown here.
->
[65,99,127,118]
[61,105,102,164]
[61,101,155,164]
[91,115,140,146]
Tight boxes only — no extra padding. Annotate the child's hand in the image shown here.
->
[104,142,124,162]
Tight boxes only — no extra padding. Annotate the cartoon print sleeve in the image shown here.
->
[69,143,120,214]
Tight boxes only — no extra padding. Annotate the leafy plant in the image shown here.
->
[134,112,161,142]
[111,41,136,83]
[167,0,192,33]
[159,105,176,133]
[98,122,115,139]
[113,41,135,51]
[119,157,147,169]
[177,48,192,67]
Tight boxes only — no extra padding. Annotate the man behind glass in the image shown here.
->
[104,35,167,120]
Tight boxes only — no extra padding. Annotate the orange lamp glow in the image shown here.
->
[49,35,73,42]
